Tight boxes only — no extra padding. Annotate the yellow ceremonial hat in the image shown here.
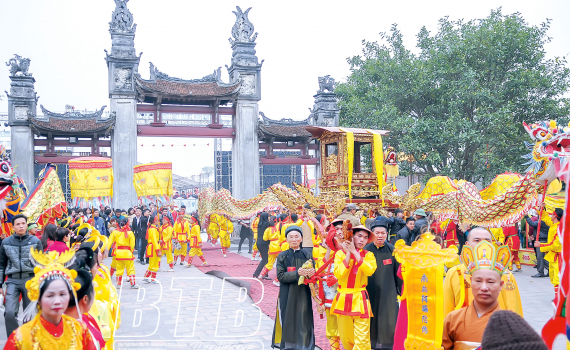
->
[84,233,101,252]
[98,234,109,252]
[75,223,91,234]
[59,216,72,229]
[26,248,80,302]
[460,240,511,276]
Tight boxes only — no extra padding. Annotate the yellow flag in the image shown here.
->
[133,162,173,205]
[69,157,113,207]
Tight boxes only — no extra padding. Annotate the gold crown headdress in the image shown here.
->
[84,228,104,252]
[460,240,511,275]
[25,248,80,303]
[59,216,72,229]
[75,223,91,235]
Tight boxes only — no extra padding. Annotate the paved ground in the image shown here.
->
[512,266,566,350]
[0,236,565,349]
[111,254,274,350]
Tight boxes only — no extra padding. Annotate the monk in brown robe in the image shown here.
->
[442,240,510,350]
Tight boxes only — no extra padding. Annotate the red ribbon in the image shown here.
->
[304,255,337,308]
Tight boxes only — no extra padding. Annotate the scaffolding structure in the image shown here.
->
[214,149,302,194]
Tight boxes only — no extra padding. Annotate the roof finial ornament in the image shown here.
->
[318,75,335,93]
[109,0,137,35]
[5,55,31,77]
[229,6,257,46]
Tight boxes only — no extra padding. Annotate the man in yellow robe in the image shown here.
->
[159,217,174,271]
[108,218,140,289]
[219,215,233,257]
[535,208,562,297]
[331,225,377,350]
[143,214,162,284]
[173,205,190,265]
[208,214,221,245]
[251,213,260,260]
[443,227,523,318]
[186,215,208,267]
[315,218,344,350]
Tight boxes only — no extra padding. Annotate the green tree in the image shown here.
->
[336,9,570,184]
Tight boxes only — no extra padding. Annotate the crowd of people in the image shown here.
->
[0,213,120,349]
[0,198,559,349]
[246,203,554,350]
[0,201,209,349]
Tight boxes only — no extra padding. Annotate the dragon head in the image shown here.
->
[522,121,570,184]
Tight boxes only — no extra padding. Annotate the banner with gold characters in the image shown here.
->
[133,162,173,206]
[394,232,459,350]
[21,164,67,227]
[69,157,113,208]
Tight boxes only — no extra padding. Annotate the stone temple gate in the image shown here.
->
[5,1,339,209]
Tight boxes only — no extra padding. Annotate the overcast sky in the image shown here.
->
[1,0,569,178]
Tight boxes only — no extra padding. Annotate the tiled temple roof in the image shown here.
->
[258,112,313,140]
[30,105,115,135]
[135,64,241,100]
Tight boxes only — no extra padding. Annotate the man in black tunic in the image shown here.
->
[272,225,316,350]
[365,218,403,349]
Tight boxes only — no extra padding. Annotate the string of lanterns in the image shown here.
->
[139,143,211,147]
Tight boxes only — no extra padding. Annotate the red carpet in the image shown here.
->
[196,250,341,350]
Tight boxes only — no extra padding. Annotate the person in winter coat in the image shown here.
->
[395,217,416,246]
[0,214,43,336]
[387,209,406,243]
[411,208,428,237]
[525,214,550,278]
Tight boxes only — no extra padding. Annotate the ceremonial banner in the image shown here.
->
[519,249,537,266]
[394,233,458,350]
[133,162,173,206]
[21,164,67,227]
[69,157,113,208]
[370,130,385,205]
[345,130,355,199]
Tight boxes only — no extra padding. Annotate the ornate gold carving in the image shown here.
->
[326,154,338,174]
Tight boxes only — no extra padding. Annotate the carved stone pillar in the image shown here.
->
[106,0,140,208]
[309,76,340,127]
[227,6,262,199]
[6,57,36,188]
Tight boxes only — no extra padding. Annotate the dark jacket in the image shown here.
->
[387,216,406,239]
[396,226,415,246]
[93,216,106,236]
[525,217,549,242]
[413,216,429,236]
[132,215,149,239]
[100,213,110,236]
[0,233,43,281]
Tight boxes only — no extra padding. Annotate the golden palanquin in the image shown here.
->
[306,126,389,198]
